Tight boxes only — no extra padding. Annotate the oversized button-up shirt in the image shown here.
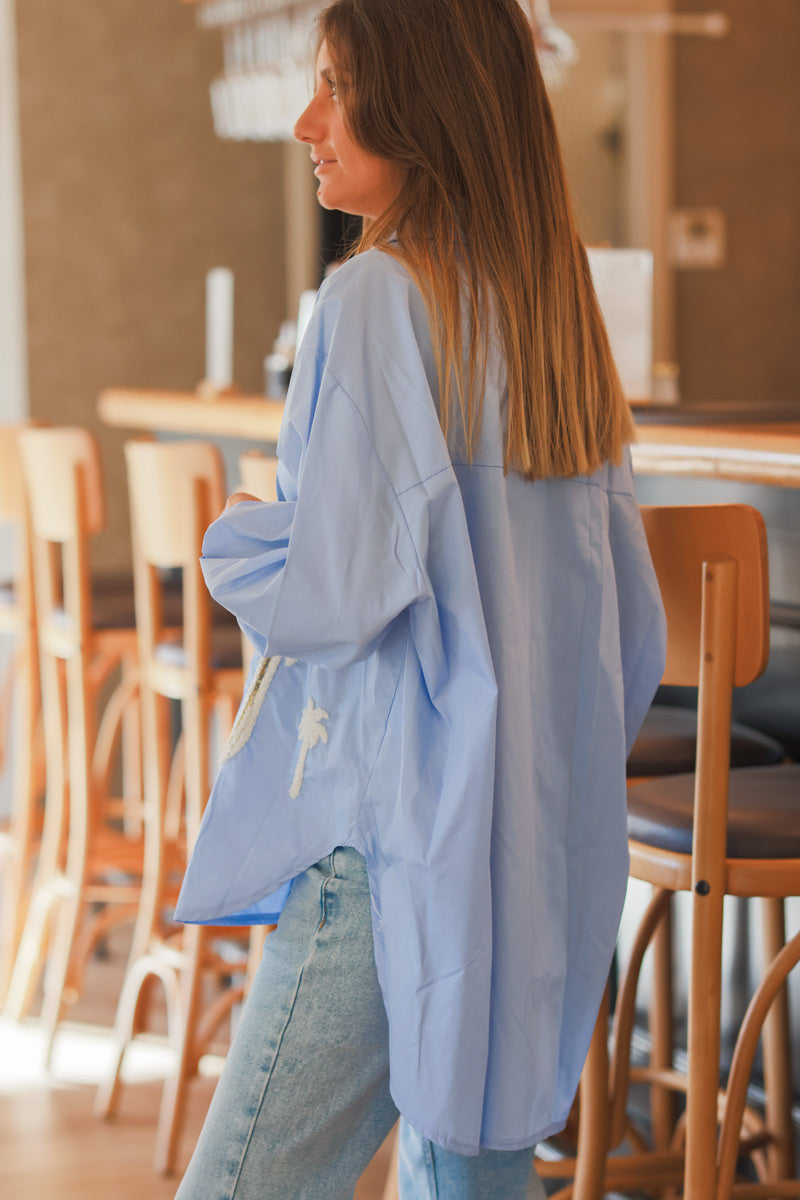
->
[175,247,666,1155]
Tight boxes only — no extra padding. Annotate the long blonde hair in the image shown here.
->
[318,0,634,479]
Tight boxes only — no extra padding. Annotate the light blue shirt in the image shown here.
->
[175,248,666,1155]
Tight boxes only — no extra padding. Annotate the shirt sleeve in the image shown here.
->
[608,460,668,754]
[200,367,428,669]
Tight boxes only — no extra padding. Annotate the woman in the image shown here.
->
[174,1,666,1196]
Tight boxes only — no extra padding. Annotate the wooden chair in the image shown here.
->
[96,438,250,1175]
[537,503,800,1199]
[0,424,44,1002]
[627,704,784,780]
[3,426,144,1063]
[620,531,785,1197]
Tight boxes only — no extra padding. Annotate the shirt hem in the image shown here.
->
[391,1088,566,1155]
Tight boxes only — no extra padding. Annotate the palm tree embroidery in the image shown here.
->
[290,697,329,798]
[220,655,281,763]
[220,656,299,763]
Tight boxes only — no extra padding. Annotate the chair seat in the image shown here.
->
[732,644,800,762]
[628,763,800,858]
[656,643,800,762]
[627,705,784,777]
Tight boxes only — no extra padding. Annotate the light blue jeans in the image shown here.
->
[174,847,542,1199]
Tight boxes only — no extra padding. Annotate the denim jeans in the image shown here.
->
[174,847,543,1200]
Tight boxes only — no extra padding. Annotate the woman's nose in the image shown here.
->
[293,95,320,144]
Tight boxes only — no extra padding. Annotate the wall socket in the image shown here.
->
[668,207,727,269]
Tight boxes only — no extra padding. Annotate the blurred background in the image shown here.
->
[1,2,799,1194]
[2,0,799,575]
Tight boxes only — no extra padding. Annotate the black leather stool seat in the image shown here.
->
[656,644,800,762]
[628,763,800,858]
[627,705,785,777]
[733,644,800,762]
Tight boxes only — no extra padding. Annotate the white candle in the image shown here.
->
[205,267,234,388]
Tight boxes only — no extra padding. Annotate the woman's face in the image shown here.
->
[294,41,405,220]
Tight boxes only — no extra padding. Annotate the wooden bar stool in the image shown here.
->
[3,426,145,1064]
[96,438,250,1175]
[537,504,800,1199]
[623,595,785,1170]
[0,424,44,1002]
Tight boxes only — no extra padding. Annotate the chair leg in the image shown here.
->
[760,897,795,1181]
[96,952,173,1119]
[37,643,102,1065]
[4,649,66,1022]
[119,652,143,836]
[650,900,677,1153]
[716,928,800,1200]
[37,651,94,1066]
[0,639,41,1003]
[0,843,22,1005]
[154,923,206,1175]
[3,876,60,1020]
[6,642,70,1026]
[684,881,725,1198]
[39,882,82,1068]
[573,986,611,1200]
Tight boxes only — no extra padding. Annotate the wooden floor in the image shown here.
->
[0,935,395,1200]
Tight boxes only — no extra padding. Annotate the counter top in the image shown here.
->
[631,420,800,487]
[97,389,800,487]
[97,388,284,442]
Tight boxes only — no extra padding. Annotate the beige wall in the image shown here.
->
[674,0,800,404]
[16,0,287,572]
[551,0,798,403]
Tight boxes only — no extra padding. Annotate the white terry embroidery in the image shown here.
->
[289,697,329,798]
[370,891,385,932]
[220,655,286,763]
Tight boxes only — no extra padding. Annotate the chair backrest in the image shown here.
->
[0,425,34,614]
[125,440,225,572]
[640,504,769,691]
[17,426,106,647]
[0,425,25,524]
[640,505,774,1200]
[124,439,230,853]
[17,426,105,543]
[124,439,226,690]
[238,450,278,502]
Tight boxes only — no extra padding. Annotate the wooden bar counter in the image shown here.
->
[98,390,800,488]
[98,388,284,442]
[631,420,800,488]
